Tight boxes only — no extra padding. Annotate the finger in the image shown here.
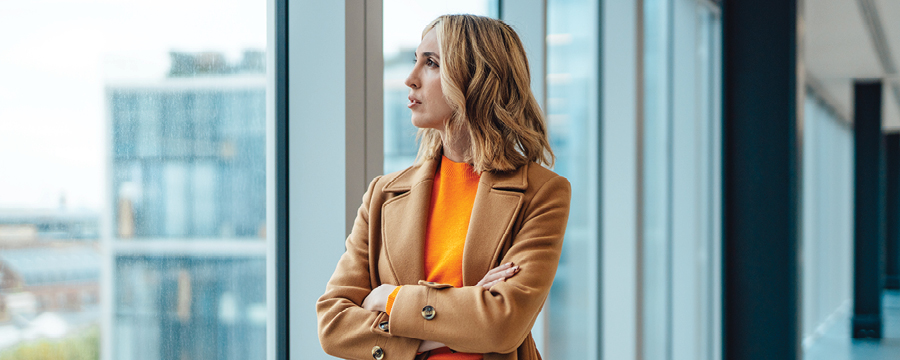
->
[477,271,504,286]
[485,262,514,277]
[482,279,499,289]
[484,265,519,283]
[482,278,503,289]
[508,265,520,274]
[480,267,514,285]
[499,265,519,278]
[487,277,509,290]
[477,264,512,286]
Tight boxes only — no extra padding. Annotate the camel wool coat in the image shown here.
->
[317,158,571,360]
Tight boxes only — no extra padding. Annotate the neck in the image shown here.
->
[438,129,470,164]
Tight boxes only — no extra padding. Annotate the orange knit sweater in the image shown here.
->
[386,156,482,360]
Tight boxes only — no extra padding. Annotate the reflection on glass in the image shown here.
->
[0,1,267,359]
[546,0,600,358]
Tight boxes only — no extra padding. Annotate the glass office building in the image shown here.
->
[105,51,267,360]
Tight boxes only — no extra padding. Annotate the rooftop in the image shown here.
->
[0,247,100,287]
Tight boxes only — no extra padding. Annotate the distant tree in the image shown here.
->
[0,325,99,360]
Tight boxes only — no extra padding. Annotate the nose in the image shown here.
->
[405,66,419,89]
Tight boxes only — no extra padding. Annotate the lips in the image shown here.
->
[408,95,422,107]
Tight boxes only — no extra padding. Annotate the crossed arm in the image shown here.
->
[317,175,570,359]
[360,262,521,352]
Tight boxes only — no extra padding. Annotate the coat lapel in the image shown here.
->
[381,159,530,286]
[461,163,529,286]
[381,159,438,285]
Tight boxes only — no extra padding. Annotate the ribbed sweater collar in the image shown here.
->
[438,155,481,182]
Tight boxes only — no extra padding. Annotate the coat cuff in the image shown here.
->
[388,281,458,340]
[371,331,422,359]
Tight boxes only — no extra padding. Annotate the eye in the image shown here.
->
[425,58,439,68]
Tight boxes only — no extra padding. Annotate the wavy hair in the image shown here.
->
[415,14,554,173]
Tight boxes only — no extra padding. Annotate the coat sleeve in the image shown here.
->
[386,175,572,354]
[316,176,421,360]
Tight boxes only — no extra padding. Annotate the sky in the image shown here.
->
[0,0,488,210]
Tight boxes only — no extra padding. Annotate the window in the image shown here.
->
[800,91,853,349]
[545,0,601,358]
[640,1,722,358]
[0,1,270,359]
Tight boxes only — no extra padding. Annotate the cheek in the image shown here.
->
[428,79,452,114]
[427,76,444,100]
[435,99,453,118]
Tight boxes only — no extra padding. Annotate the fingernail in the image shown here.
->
[505,262,513,266]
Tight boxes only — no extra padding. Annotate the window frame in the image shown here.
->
[283,1,383,359]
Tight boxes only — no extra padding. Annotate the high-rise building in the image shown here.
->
[105,51,266,360]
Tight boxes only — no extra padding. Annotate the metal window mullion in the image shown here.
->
[270,0,289,358]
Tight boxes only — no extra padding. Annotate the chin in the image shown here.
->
[411,117,442,130]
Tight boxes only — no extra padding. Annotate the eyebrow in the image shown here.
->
[416,51,440,60]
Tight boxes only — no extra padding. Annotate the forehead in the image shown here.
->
[416,29,439,55]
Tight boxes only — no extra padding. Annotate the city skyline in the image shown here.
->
[0,0,489,211]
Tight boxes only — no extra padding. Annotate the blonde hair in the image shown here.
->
[415,14,554,173]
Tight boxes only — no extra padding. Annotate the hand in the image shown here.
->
[417,340,447,353]
[475,262,520,290]
[361,284,398,312]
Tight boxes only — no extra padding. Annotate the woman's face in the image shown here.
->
[405,29,454,130]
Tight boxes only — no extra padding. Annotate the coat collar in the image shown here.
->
[381,158,530,286]
[382,158,530,193]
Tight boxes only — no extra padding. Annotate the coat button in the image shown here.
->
[422,305,436,320]
[378,321,389,331]
[372,346,384,360]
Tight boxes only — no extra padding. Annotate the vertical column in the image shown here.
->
[722,1,800,359]
[600,0,639,359]
[288,1,383,358]
[500,0,547,110]
[272,0,288,358]
[885,132,899,290]
[852,81,884,338]
[345,0,383,235]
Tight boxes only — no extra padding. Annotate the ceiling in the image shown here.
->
[804,0,900,129]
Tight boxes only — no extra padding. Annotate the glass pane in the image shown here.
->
[382,0,499,174]
[800,91,853,353]
[546,0,601,358]
[0,1,269,359]
[642,0,672,358]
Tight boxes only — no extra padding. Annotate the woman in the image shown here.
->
[317,14,571,360]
